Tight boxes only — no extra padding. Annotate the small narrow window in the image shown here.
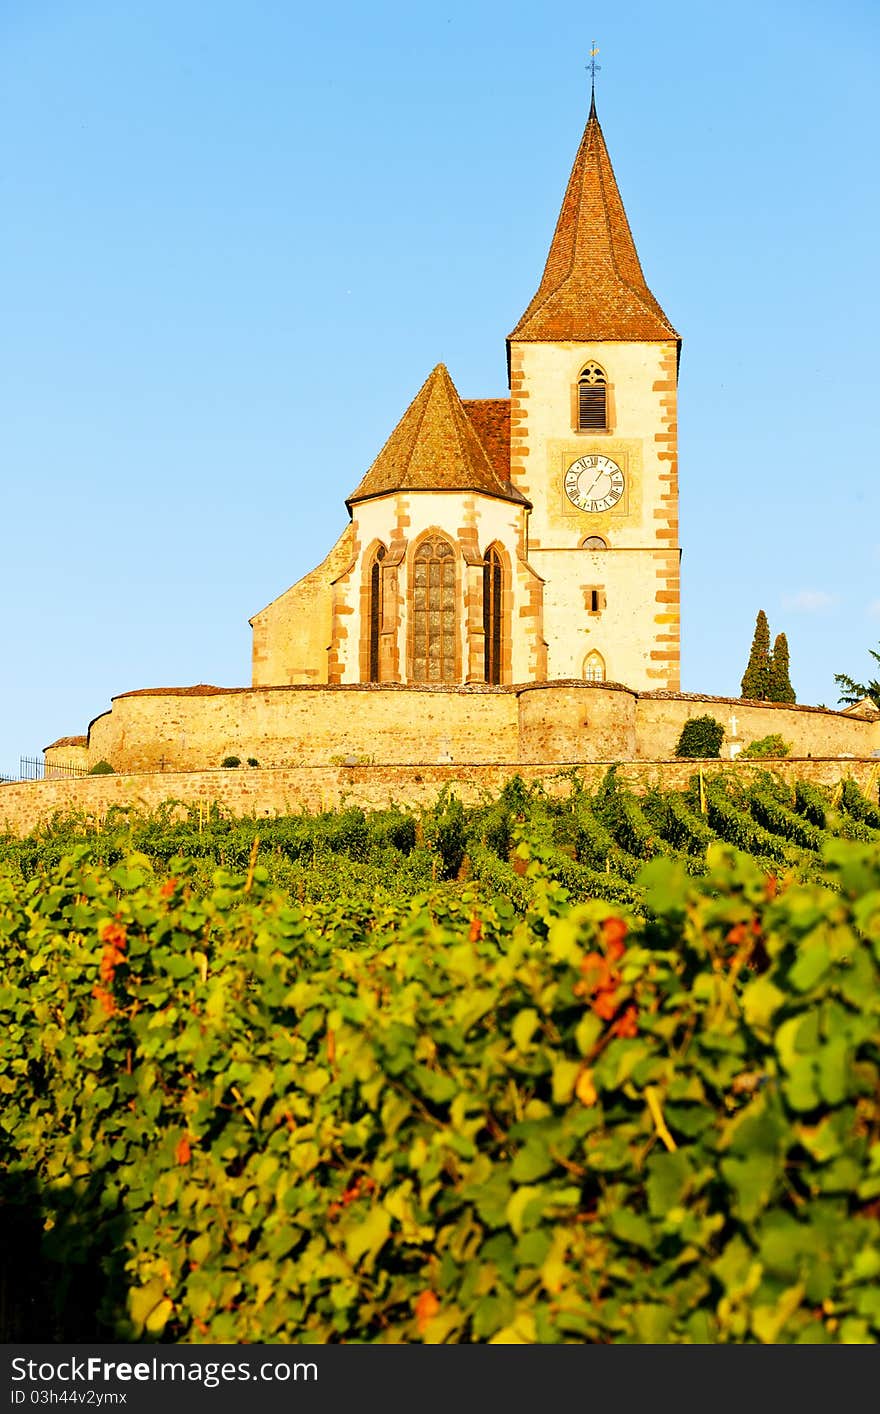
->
[583,650,605,682]
[368,546,386,682]
[483,546,503,684]
[590,589,600,613]
[578,362,607,430]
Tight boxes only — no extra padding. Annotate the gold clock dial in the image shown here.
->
[564,454,625,513]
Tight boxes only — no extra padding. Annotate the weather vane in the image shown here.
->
[587,42,601,103]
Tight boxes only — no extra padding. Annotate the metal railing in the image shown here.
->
[18,756,91,782]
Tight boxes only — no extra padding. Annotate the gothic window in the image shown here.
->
[577,362,607,430]
[412,537,456,683]
[583,650,605,682]
[581,535,608,550]
[368,545,386,682]
[483,545,503,684]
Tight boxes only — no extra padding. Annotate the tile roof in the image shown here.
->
[509,98,678,344]
[347,365,526,507]
[461,398,510,484]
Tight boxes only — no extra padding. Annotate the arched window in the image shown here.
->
[368,545,386,682]
[583,650,605,682]
[413,537,456,683]
[483,545,503,684]
[581,535,608,550]
[577,362,607,430]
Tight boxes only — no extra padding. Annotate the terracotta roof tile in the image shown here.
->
[347,365,526,507]
[461,398,511,485]
[509,100,678,344]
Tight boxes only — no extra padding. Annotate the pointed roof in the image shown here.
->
[509,98,678,343]
[346,364,527,508]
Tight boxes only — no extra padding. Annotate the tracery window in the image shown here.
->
[577,362,607,430]
[583,650,605,682]
[367,545,386,682]
[483,545,503,684]
[412,537,456,683]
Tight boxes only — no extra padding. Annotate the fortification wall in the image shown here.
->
[517,683,637,762]
[2,757,879,839]
[636,694,880,761]
[45,682,879,782]
[87,685,520,774]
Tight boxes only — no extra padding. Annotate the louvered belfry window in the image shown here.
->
[578,362,607,430]
[368,546,386,682]
[413,537,456,683]
[483,546,503,684]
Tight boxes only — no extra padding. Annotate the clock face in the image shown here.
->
[564,454,625,513]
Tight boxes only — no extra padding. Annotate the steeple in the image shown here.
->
[346,363,526,508]
[509,102,678,344]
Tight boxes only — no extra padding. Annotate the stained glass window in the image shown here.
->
[413,537,456,683]
[368,546,386,682]
[483,546,503,684]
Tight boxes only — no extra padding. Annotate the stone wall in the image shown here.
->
[48,681,880,779]
[517,683,637,762]
[2,756,879,839]
[87,684,521,774]
[250,527,354,686]
[635,693,880,762]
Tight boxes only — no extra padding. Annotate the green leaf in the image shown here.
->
[751,1283,805,1343]
[512,1008,540,1051]
[789,942,832,993]
[511,1138,553,1183]
[646,1151,693,1217]
[551,1059,580,1106]
[741,975,785,1031]
[128,1278,168,1335]
[817,1037,850,1106]
[506,1186,545,1236]
[607,1208,653,1249]
[344,1207,391,1265]
[720,1153,780,1221]
[574,1010,604,1057]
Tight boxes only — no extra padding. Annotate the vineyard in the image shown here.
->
[1,769,880,1343]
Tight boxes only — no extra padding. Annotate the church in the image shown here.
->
[32,85,877,797]
[249,93,681,696]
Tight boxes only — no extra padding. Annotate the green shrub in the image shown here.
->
[739,733,792,759]
[88,760,115,775]
[246,758,260,768]
[422,787,468,880]
[674,715,724,759]
[220,756,241,769]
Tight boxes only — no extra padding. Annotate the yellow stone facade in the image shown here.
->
[249,100,680,696]
[508,340,679,689]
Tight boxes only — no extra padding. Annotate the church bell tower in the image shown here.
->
[507,92,681,691]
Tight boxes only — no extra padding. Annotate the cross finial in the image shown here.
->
[587,41,601,114]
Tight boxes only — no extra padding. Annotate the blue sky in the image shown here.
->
[1,0,878,774]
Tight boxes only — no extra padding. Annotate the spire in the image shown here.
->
[346,364,527,508]
[508,100,678,344]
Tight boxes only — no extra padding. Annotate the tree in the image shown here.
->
[835,642,880,711]
[741,610,771,699]
[768,632,796,703]
[674,715,724,758]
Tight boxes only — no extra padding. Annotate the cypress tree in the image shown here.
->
[740,610,771,700]
[768,632,796,703]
